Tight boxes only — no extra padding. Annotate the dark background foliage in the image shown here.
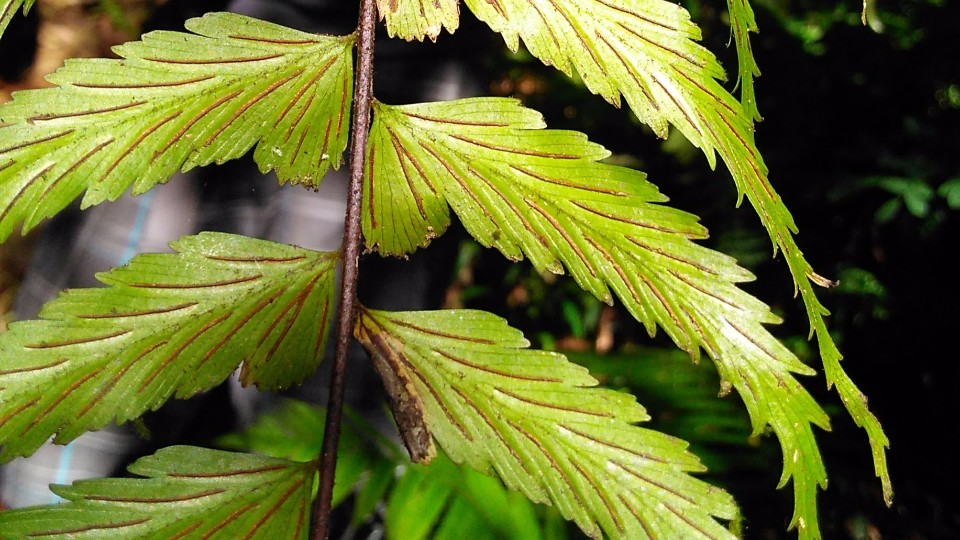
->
[1,0,957,538]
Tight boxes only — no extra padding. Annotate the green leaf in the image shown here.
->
[218,398,557,538]
[387,452,553,540]
[938,178,960,209]
[0,0,33,41]
[726,0,763,121]
[0,232,337,461]
[465,0,893,513]
[377,0,459,41]
[0,446,315,539]
[364,98,835,536]
[217,400,382,509]
[356,307,740,539]
[568,349,757,469]
[0,12,354,241]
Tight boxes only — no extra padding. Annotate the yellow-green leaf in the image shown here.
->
[356,307,739,540]
[377,0,459,41]
[0,232,338,461]
[364,97,836,537]
[0,12,354,241]
[0,446,314,539]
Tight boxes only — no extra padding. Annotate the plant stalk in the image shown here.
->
[311,0,377,538]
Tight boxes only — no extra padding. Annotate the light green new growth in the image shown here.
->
[0,232,338,460]
[0,446,315,539]
[356,308,740,540]
[378,0,459,41]
[0,0,33,40]
[0,12,354,241]
[364,97,833,536]
[462,0,891,520]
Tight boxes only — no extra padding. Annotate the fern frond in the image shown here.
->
[364,97,834,537]
[463,0,893,517]
[0,233,338,461]
[378,0,459,41]
[356,307,739,540]
[0,446,315,539]
[0,0,33,41]
[0,12,354,241]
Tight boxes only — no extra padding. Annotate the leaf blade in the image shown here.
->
[365,97,835,537]
[0,12,354,241]
[377,0,460,41]
[462,3,892,507]
[356,307,740,540]
[0,446,314,539]
[0,232,338,461]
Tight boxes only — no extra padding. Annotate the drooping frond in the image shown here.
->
[462,0,892,514]
[356,307,740,539]
[0,12,354,241]
[377,0,460,41]
[0,233,338,460]
[0,446,315,539]
[363,97,834,536]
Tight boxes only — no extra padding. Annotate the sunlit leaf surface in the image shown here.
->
[0,233,338,460]
[356,307,740,539]
[364,97,839,537]
[0,446,314,539]
[0,12,354,241]
[463,0,894,526]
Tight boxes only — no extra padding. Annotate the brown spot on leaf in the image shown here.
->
[357,318,436,464]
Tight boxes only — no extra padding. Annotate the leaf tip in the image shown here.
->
[809,271,839,289]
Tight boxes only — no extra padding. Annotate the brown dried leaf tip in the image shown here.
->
[355,307,437,463]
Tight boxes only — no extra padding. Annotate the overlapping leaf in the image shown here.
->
[364,97,833,536]
[356,308,740,539]
[222,399,560,538]
[218,399,394,511]
[0,232,338,461]
[0,12,354,241]
[0,0,32,41]
[463,0,892,515]
[378,0,459,41]
[0,446,314,539]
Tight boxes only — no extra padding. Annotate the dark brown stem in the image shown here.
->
[310,1,377,539]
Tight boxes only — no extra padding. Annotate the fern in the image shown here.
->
[355,307,739,538]
[0,1,891,539]
[0,232,338,460]
[0,12,353,241]
[0,446,316,538]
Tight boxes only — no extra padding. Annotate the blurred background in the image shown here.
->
[0,0,957,538]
